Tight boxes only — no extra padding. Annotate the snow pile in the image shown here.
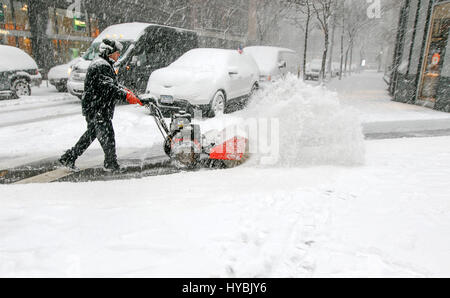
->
[241,74,365,167]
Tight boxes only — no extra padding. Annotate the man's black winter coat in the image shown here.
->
[81,55,127,120]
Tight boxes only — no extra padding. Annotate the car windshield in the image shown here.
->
[82,41,133,61]
[171,50,227,70]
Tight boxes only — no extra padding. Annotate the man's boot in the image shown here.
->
[59,150,79,171]
[104,160,126,174]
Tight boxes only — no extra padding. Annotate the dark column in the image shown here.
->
[27,0,54,71]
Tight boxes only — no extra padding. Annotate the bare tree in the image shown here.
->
[295,0,313,80]
[255,0,292,44]
[285,0,315,79]
[312,0,333,82]
[327,0,338,78]
[335,0,376,77]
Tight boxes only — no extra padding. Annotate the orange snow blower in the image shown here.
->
[140,97,249,169]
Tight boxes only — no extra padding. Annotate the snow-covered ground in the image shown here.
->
[1,72,450,277]
[1,136,449,277]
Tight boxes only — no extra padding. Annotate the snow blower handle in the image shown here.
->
[139,97,171,139]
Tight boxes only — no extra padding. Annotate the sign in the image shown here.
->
[431,53,441,65]
[73,17,86,31]
[0,5,5,23]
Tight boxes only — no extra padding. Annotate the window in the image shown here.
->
[13,1,28,30]
[418,2,450,102]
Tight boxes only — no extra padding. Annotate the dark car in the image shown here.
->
[0,45,42,98]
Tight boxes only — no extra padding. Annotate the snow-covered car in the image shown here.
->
[146,48,260,117]
[244,46,300,84]
[0,45,42,98]
[48,58,81,92]
[67,22,198,99]
[305,59,323,80]
[331,62,341,76]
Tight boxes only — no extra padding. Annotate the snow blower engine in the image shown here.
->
[140,97,249,169]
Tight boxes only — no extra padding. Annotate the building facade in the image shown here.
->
[0,0,102,70]
[390,0,450,112]
[0,0,255,72]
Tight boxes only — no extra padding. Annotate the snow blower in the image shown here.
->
[140,97,249,169]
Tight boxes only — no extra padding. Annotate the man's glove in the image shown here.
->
[126,90,143,106]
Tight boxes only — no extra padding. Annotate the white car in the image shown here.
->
[331,62,341,76]
[48,58,81,92]
[146,48,260,117]
[305,59,323,80]
[244,46,300,84]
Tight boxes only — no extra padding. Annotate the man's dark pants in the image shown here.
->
[68,116,117,167]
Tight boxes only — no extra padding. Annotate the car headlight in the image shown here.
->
[68,67,72,76]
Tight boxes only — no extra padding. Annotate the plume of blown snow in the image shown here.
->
[238,74,365,167]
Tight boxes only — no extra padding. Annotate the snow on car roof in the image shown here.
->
[171,48,237,68]
[0,45,38,72]
[245,46,296,54]
[94,22,151,43]
[94,22,197,43]
[244,46,296,74]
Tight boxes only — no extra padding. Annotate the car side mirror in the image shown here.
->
[278,61,287,69]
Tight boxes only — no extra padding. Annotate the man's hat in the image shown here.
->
[99,39,123,56]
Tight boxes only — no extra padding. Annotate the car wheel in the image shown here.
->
[12,79,31,96]
[209,91,225,118]
[56,84,67,93]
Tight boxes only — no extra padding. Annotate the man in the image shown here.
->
[59,38,143,172]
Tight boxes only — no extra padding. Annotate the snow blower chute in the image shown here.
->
[140,97,249,169]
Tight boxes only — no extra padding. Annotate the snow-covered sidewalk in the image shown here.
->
[326,71,450,137]
[1,136,449,277]
[327,71,450,123]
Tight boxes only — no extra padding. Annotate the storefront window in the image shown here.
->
[2,2,99,64]
[51,39,92,63]
[13,1,28,30]
[52,8,97,37]
[0,1,31,55]
[419,2,450,102]
[0,0,14,30]
[48,7,99,63]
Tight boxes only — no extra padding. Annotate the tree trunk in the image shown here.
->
[339,10,345,80]
[349,42,353,75]
[344,46,349,76]
[320,29,329,82]
[302,9,311,80]
[328,12,336,78]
